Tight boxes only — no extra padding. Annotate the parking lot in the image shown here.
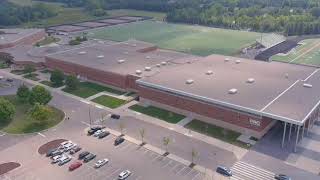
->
[3,129,204,180]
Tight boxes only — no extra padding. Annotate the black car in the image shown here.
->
[83,153,96,163]
[274,174,291,180]
[87,126,102,135]
[216,166,232,177]
[78,151,90,160]
[46,148,58,157]
[111,114,120,119]
[70,146,82,155]
[6,78,13,82]
[114,136,125,146]
[98,131,110,139]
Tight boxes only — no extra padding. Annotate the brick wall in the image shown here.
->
[138,86,274,134]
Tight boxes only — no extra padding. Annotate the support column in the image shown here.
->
[307,118,311,136]
[282,122,287,148]
[294,126,300,153]
[302,122,305,140]
[288,123,293,142]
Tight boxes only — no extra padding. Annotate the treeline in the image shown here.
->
[0,1,57,26]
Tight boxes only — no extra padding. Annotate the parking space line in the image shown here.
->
[180,167,192,176]
[191,172,201,180]
[173,164,185,174]
[176,166,187,175]
[104,167,122,179]
[81,121,90,126]
[161,160,172,168]
[37,132,46,138]
[118,142,132,151]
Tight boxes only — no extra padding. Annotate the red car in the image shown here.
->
[69,161,82,171]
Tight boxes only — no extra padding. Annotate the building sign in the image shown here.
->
[249,119,261,127]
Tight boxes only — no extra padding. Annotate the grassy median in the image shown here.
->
[92,95,127,109]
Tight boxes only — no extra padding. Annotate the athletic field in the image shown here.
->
[88,21,260,56]
[271,38,320,66]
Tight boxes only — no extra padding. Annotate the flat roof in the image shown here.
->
[138,54,319,125]
[45,39,195,77]
[0,28,43,45]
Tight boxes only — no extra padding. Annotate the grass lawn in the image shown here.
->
[23,73,40,81]
[10,69,26,75]
[92,95,127,109]
[185,119,250,148]
[36,36,60,46]
[129,104,185,124]
[108,9,166,21]
[40,80,64,88]
[88,20,259,56]
[62,82,125,98]
[0,96,64,134]
[271,38,320,66]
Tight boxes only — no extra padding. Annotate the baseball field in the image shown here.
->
[88,21,260,56]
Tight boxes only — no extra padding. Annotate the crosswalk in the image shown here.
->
[230,161,275,180]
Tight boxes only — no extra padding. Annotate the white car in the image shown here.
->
[63,143,77,152]
[94,159,109,168]
[58,155,72,166]
[118,170,131,180]
[51,155,62,164]
[93,130,105,137]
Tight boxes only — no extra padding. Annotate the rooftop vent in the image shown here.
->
[224,58,230,62]
[206,70,213,75]
[118,59,125,64]
[124,42,129,45]
[146,56,151,59]
[123,51,129,55]
[303,83,313,88]
[156,64,161,67]
[135,70,142,75]
[235,60,241,64]
[247,78,255,83]
[97,55,104,58]
[144,66,151,71]
[229,88,238,94]
[78,51,87,55]
[285,73,289,79]
[161,61,167,66]
[132,43,137,47]
[186,79,194,84]
[0,37,4,40]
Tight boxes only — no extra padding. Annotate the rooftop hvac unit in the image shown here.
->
[118,59,125,64]
[78,51,87,55]
[97,55,104,58]
[206,70,213,75]
[303,83,313,88]
[247,78,255,83]
[135,70,142,75]
[156,64,161,67]
[145,66,151,71]
[146,56,151,59]
[285,73,289,79]
[161,61,167,66]
[186,79,194,84]
[132,44,137,47]
[224,58,230,62]
[235,60,241,64]
[229,88,238,94]
[123,51,129,55]
[0,37,4,40]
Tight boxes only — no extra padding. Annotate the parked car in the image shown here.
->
[70,146,82,155]
[98,131,110,139]
[83,153,96,163]
[94,159,109,168]
[69,161,82,171]
[46,148,58,157]
[51,155,62,164]
[93,130,104,137]
[58,155,72,166]
[6,78,13,82]
[78,151,90,160]
[87,126,103,136]
[51,149,64,157]
[114,137,125,146]
[0,76,4,80]
[274,174,291,180]
[118,170,131,180]
[111,114,120,119]
[216,166,232,176]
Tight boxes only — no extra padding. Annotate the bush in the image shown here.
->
[65,75,79,91]
[0,97,15,121]
[50,69,64,87]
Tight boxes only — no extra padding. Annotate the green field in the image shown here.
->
[0,96,64,134]
[88,21,259,56]
[271,38,320,66]
[108,9,166,21]
[92,95,127,109]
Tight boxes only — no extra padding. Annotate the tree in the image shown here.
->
[24,65,35,75]
[65,75,79,91]
[16,84,30,103]
[28,103,52,124]
[50,69,64,87]
[119,122,125,135]
[139,128,146,144]
[29,85,52,105]
[0,97,15,121]
[163,136,170,153]
[191,148,198,165]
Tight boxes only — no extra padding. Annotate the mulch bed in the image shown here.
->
[0,162,20,175]
[38,139,66,155]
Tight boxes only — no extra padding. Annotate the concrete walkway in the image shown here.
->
[86,91,133,101]
[177,116,193,127]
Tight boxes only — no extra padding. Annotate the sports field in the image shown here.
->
[271,38,320,66]
[88,21,260,56]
